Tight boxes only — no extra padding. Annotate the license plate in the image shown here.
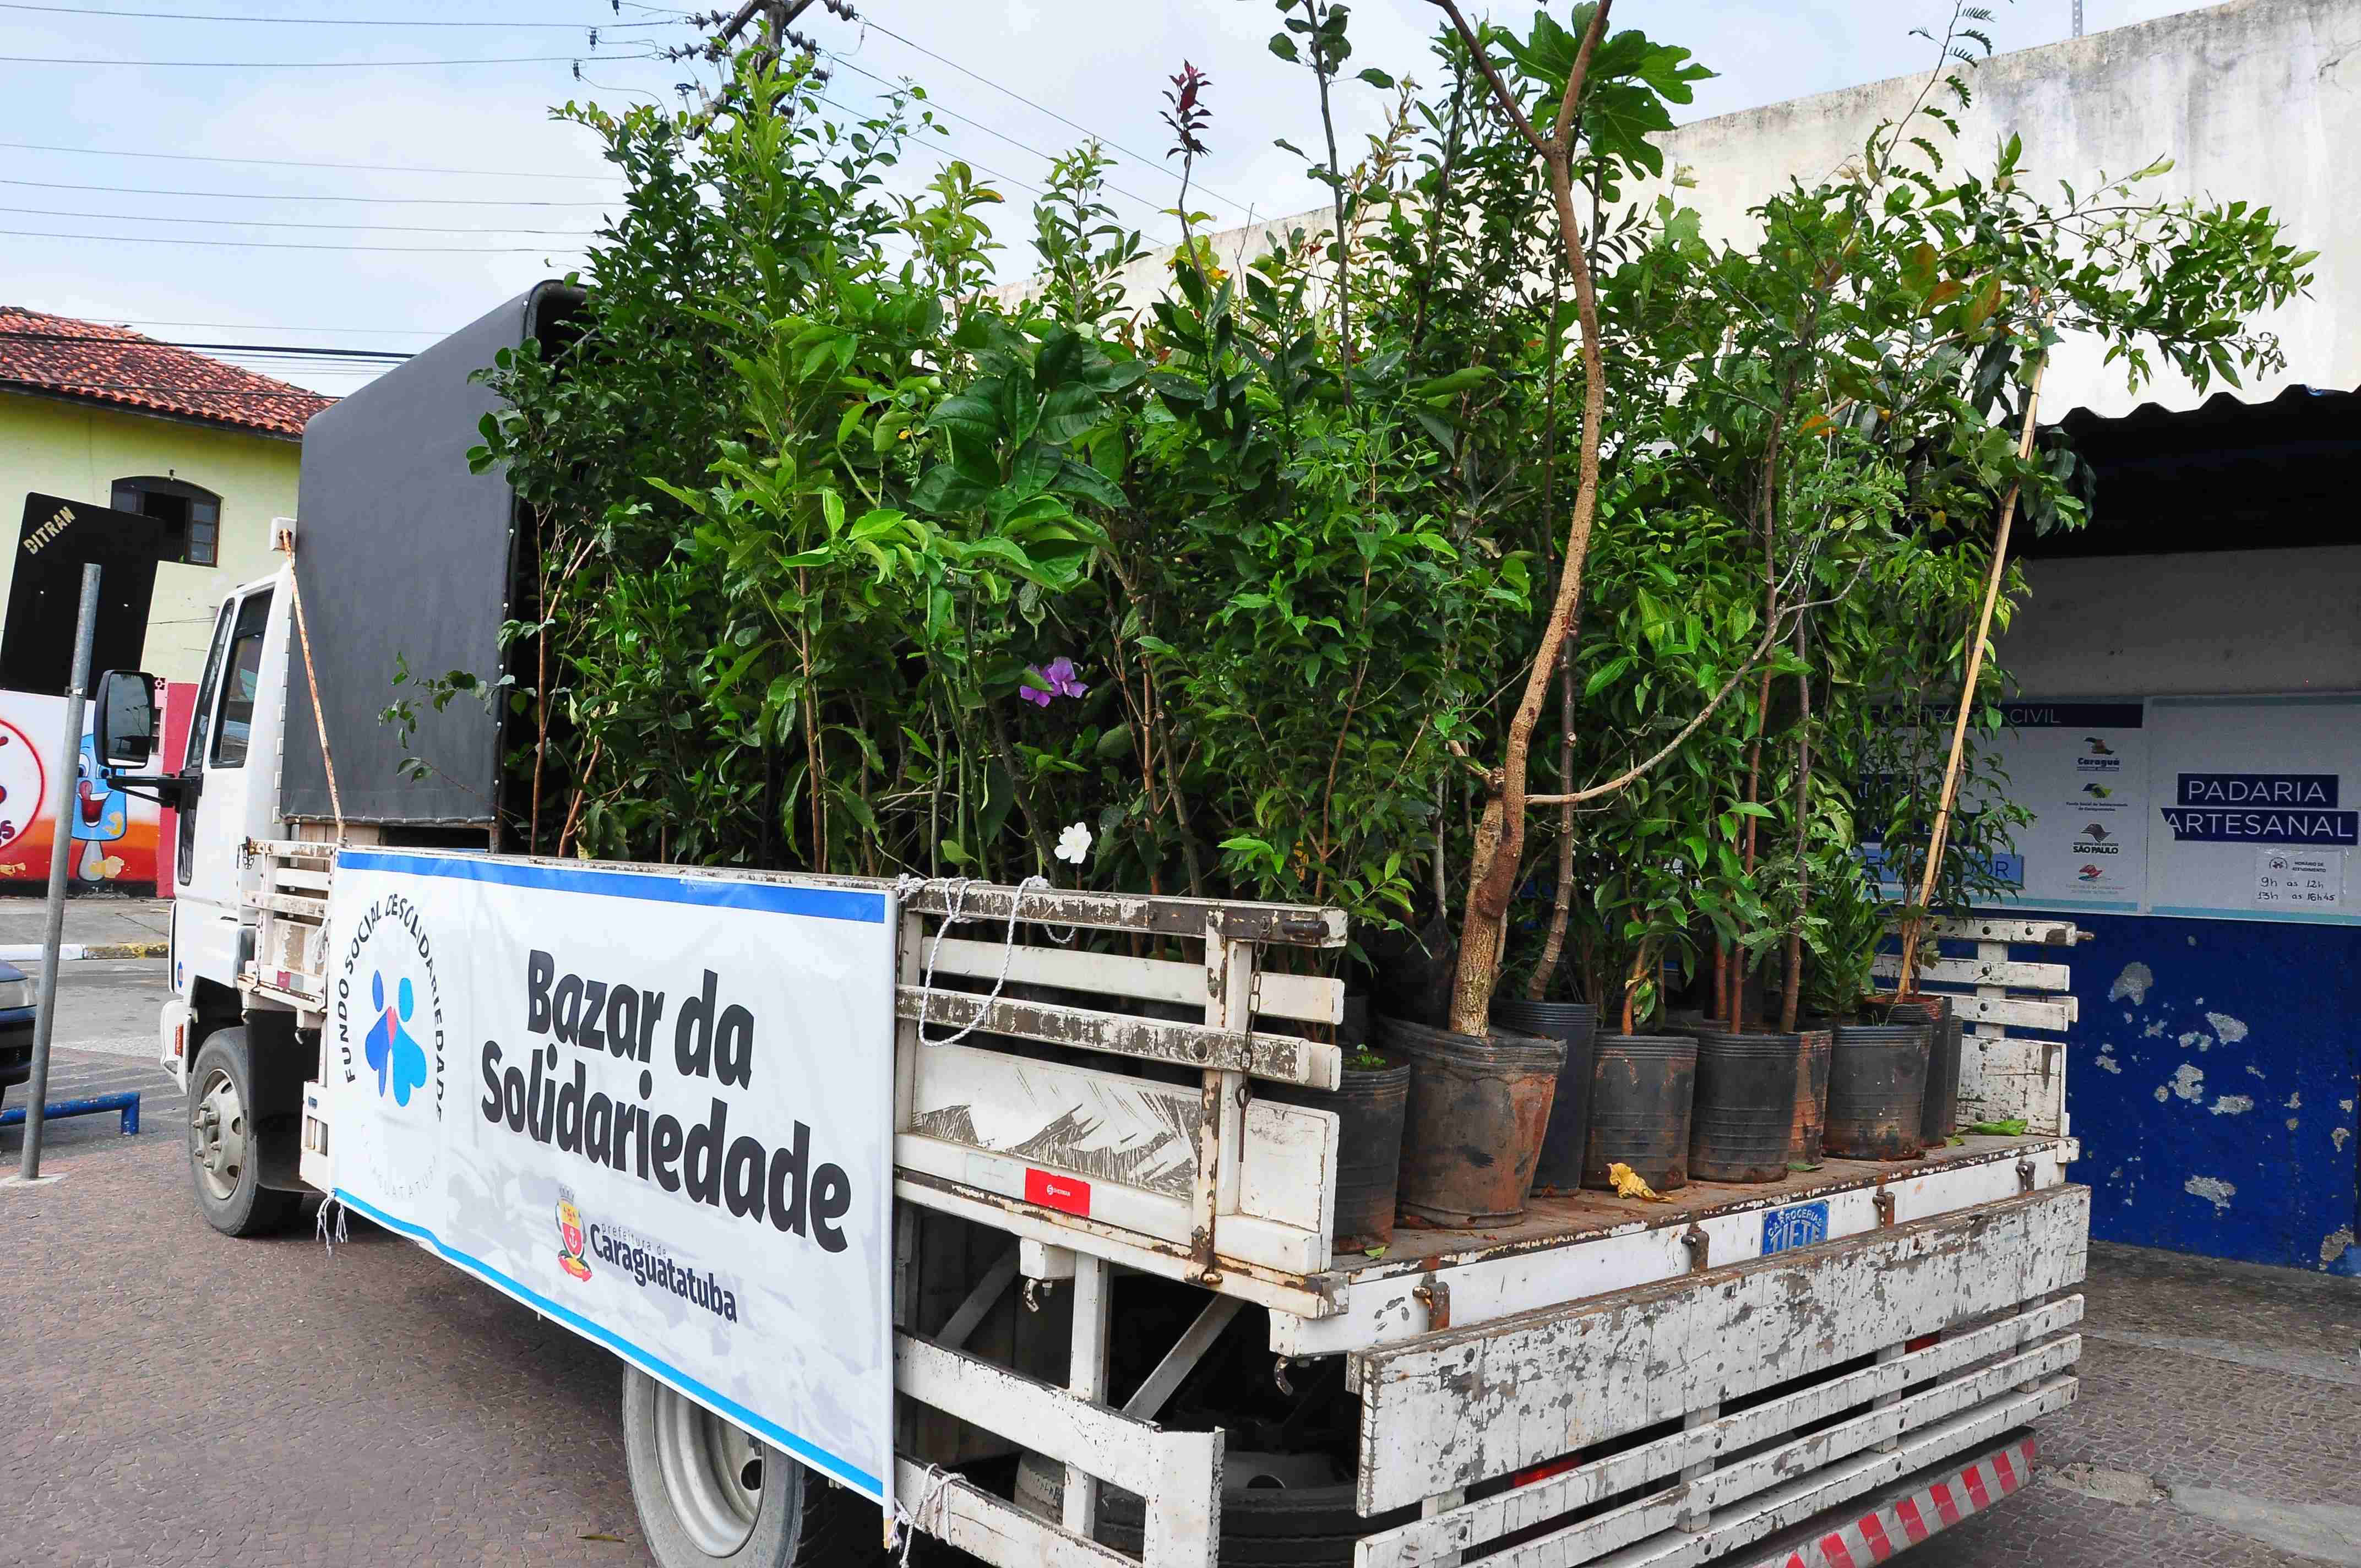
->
[1763,1199,1830,1256]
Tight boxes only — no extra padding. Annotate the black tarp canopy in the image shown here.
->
[282,282,576,825]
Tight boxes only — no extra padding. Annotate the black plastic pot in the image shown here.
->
[1377,1015,1564,1226]
[1681,1028,1804,1184]
[1791,1025,1834,1166]
[1489,998,1599,1196]
[1886,994,1962,1144]
[1825,1020,1933,1160]
[1266,1062,1410,1254]
[1582,1033,1699,1193]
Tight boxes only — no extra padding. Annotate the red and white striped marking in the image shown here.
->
[1743,1436,2038,1568]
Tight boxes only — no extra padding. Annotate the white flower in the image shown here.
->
[1055,822,1094,865]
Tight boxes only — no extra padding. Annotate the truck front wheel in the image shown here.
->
[188,1030,299,1237]
[620,1364,883,1567]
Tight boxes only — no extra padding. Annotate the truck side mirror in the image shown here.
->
[94,669,159,770]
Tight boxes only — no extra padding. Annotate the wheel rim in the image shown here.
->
[651,1381,764,1555]
[191,1065,247,1203]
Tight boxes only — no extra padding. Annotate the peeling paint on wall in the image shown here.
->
[2185,1175,2237,1213]
[2109,963,2155,1004]
[2324,1228,2355,1269]
[2046,911,2361,1274]
[2204,1011,2249,1044]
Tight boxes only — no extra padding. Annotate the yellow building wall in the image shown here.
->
[0,389,302,684]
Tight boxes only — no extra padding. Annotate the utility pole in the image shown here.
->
[12,563,101,1185]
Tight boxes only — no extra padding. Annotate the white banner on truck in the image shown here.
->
[320,849,897,1511]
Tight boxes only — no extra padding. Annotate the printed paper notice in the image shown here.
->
[2254,847,2343,910]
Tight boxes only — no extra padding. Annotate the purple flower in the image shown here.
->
[1019,657,1089,707]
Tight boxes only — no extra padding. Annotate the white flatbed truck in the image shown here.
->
[111,289,2090,1568]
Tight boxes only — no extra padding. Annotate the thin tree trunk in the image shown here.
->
[1527,274,1578,1003]
[1898,331,2053,988]
[1305,0,1354,374]
[1780,609,1814,1032]
[1434,0,1615,1038]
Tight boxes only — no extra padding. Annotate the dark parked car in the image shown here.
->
[0,959,35,1110]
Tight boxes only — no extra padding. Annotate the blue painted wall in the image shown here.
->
[2041,909,2361,1274]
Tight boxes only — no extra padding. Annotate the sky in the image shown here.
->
[0,0,2220,398]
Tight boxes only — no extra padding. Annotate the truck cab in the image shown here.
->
[160,566,295,1088]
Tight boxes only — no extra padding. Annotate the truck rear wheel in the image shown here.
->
[621,1364,884,1567]
[188,1030,299,1237]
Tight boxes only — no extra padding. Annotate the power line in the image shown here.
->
[0,138,622,183]
[0,204,596,236]
[830,56,1193,222]
[859,17,1252,215]
[99,318,447,336]
[0,2,681,24]
[815,92,1043,198]
[0,329,412,360]
[1,176,616,207]
[0,50,657,68]
[0,227,585,253]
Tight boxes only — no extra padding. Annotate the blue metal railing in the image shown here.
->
[1,1091,139,1136]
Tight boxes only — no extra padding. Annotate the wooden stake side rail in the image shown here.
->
[900,882,1347,947]
[1350,1184,2090,1515]
[1354,1297,2082,1567]
[1880,915,2082,1136]
[897,989,1342,1088]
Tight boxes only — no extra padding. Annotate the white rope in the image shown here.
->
[314,1193,349,1255]
[889,1460,953,1563]
[893,874,1059,1048]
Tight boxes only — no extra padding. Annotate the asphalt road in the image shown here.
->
[4,939,2358,1568]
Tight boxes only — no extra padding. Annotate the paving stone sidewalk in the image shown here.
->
[3,1133,2355,1567]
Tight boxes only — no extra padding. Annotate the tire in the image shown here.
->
[187,1030,299,1237]
[1015,1449,1415,1565]
[621,1363,886,1568]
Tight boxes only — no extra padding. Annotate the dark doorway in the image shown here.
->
[1,493,166,695]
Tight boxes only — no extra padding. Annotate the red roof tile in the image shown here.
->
[0,305,335,438]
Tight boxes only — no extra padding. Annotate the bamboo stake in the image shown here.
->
[1897,328,2052,991]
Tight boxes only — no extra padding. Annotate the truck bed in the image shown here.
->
[1333,1132,2052,1272]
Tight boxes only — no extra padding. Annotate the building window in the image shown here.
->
[111,476,221,567]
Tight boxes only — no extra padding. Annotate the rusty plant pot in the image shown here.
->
[1825,1020,1933,1161]
[1489,998,1599,1196]
[1886,994,1963,1144]
[1377,1015,1564,1227]
[1789,1025,1834,1166]
[1680,1028,1804,1184]
[1266,1061,1410,1254]
[1582,1033,1699,1193]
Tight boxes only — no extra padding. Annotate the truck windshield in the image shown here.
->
[211,590,273,768]
[183,602,233,774]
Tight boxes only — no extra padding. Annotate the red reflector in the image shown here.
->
[1025,1168,1091,1216]
[1512,1453,1582,1488]
[1906,1333,1940,1353]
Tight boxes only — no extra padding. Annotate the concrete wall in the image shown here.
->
[1651,0,2357,418]
[1081,0,2358,421]
[1994,545,2361,1275]
[0,390,300,683]
[2003,545,2361,696]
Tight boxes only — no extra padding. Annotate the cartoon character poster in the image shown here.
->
[0,681,193,896]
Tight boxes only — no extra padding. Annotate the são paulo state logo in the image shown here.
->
[334,890,448,1205]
